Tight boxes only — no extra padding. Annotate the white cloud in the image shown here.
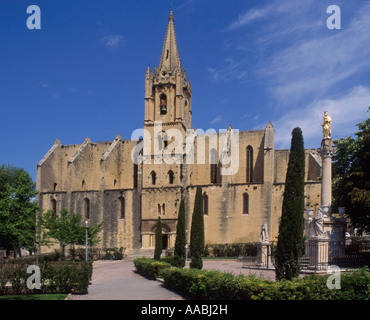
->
[223,0,370,147]
[258,4,370,107]
[227,0,315,31]
[101,34,125,48]
[227,6,274,30]
[210,115,222,125]
[39,82,49,88]
[207,58,247,82]
[272,86,370,149]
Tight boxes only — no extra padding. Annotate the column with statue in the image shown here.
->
[257,220,272,268]
[320,111,334,216]
[306,112,346,271]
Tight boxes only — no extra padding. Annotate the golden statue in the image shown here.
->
[321,111,332,139]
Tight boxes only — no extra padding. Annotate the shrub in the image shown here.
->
[160,266,370,300]
[160,256,176,266]
[102,247,124,260]
[0,259,93,295]
[205,243,258,257]
[134,257,172,280]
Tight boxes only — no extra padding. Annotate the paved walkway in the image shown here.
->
[201,260,277,281]
[67,259,186,300]
[67,259,282,300]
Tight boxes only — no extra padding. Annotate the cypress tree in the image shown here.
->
[154,216,162,260]
[190,186,204,269]
[275,127,305,280]
[174,196,186,267]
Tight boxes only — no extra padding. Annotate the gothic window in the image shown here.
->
[160,94,167,115]
[84,198,90,220]
[158,204,161,215]
[51,199,57,213]
[82,179,86,189]
[162,203,166,215]
[210,148,218,184]
[203,193,209,215]
[53,183,57,192]
[246,146,253,183]
[168,170,174,185]
[243,193,249,215]
[150,171,157,185]
[119,196,125,219]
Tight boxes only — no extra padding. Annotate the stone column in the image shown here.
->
[308,237,330,271]
[320,139,334,213]
[257,242,272,268]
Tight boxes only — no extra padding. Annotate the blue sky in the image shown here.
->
[1,0,369,183]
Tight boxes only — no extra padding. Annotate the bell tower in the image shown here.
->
[144,11,192,137]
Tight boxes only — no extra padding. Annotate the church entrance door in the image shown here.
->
[162,234,168,250]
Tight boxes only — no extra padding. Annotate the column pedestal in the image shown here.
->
[257,242,272,268]
[308,237,330,271]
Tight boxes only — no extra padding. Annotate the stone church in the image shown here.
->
[36,12,322,255]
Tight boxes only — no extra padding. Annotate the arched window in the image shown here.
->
[160,94,167,115]
[203,194,209,215]
[119,196,125,219]
[84,198,90,220]
[150,171,157,185]
[82,179,86,189]
[243,193,249,215]
[210,148,218,184]
[162,203,166,215]
[51,199,57,213]
[53,183,57,192]
[168,170,175,185]
[246,146,253,183]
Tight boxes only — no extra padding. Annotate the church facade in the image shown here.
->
[36,12,322,255]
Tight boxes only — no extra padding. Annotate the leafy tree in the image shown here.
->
[333,118,370,234]
[0,165,39,256]
[275,128,305,281]
[154,216,162,260]
[190,186,204,269]
[42,209,103,260]
[174,196,186,267]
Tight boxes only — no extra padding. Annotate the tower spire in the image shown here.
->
[158,11,182,76]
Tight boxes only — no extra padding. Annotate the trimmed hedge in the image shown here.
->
[0,257,93,295]
[204,243,258,257]
[133,257,172,280]
[160,267,370,300]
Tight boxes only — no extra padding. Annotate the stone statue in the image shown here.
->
[321,111,332,139]
[312,208,326,238]
[259,220,269,242]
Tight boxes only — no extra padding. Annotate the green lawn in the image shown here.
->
[0,294,68,300]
